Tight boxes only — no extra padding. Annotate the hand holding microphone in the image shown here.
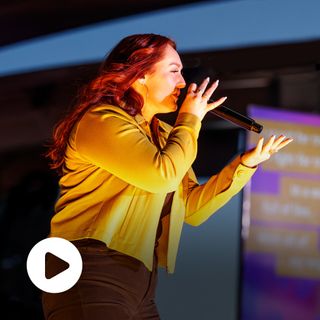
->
[179,77,293,168]
[180,77,263,133]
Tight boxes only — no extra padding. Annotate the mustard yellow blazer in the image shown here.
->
[50,105,256,273]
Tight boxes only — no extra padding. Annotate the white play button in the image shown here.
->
[26,237,83,293]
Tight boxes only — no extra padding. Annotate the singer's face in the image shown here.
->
[143,45,186,114]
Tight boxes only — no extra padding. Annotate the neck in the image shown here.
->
[141,106,155,123]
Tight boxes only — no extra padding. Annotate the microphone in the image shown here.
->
[208,103,263,133]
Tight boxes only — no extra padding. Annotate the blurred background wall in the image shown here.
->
[1,0,320,319]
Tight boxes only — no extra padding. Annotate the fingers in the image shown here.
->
[272,135,287,150]
[256,137,264,154]
[202,79,219,101]
[262,135,276,153]
[207,96,227,110]
[260,135,293,155]
[182,78,223,120]
[196,77,210,94]
[188,77,222,104]
[201,78,226,108]
[191,77,219,99]
[242,135,292,168]
[188,83,197,94]
[275,137,293,151]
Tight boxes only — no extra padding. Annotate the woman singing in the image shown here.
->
[42,33,292,319]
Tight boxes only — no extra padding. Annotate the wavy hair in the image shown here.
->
[46,34,176,174]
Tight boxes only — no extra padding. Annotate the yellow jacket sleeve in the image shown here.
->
[184,155,257,226]
[75,106,201,193]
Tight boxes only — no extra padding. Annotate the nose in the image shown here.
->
[176,75,186,89]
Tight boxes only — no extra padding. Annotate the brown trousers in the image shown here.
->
[42,239,160,320]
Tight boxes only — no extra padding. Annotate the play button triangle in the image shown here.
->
[45,252,70,279]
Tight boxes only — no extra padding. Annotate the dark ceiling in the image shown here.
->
[0,0,220,47]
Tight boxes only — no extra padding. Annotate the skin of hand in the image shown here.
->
[178,77,293,168]
[240,135,293,168]
[179,77,227,121]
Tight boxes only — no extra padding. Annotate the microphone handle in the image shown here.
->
[209,104,263,133]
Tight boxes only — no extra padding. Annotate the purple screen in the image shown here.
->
[241,105,320,320]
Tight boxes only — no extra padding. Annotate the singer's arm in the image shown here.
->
[184,155,256,226]
[183,134,293,226]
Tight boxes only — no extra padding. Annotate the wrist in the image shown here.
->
[240,153,257,169]
[178,110,203,121]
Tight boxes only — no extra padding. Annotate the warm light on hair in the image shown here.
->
[45,34,176,174]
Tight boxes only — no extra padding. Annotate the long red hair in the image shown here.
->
[46,34,176,175]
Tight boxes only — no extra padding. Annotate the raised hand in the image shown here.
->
[240,135,293,168]
[179,77,227,121]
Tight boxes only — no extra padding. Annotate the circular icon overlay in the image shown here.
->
[26,237,83,293]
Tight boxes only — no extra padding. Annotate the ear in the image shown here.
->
[138,77,146,85]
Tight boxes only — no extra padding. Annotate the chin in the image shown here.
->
[167,104,177,113]
[172,104,178,112]
[159,101,177,114]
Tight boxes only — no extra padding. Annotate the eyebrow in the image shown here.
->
[169,62,183,69]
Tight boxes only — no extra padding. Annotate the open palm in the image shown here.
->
[241,135,293,168]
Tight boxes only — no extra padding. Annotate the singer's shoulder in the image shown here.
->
[79,104,141,127]
[88,104,133,120]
